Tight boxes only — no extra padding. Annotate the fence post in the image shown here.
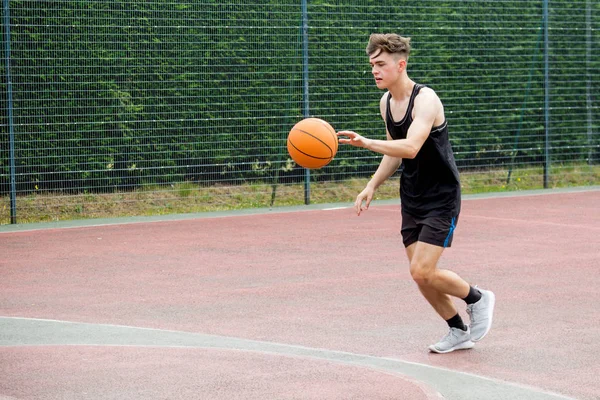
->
[543,0,550,189]
[3,0,17,223]
[301,0,310,205]
[586,0,594,164]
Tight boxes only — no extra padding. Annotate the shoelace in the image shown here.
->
[466,304,474,317]
[467,302,486,321]
[444,328,461,342]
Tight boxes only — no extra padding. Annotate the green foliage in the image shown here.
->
[0,0,598,196]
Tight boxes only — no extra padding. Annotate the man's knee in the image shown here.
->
[410,261,435,286]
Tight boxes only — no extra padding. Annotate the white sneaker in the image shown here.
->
[428,327,475,354]
[467,288,496,342]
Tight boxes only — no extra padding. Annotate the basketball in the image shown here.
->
[287,118,338,169]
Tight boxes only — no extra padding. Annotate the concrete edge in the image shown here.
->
[1,186,599,233]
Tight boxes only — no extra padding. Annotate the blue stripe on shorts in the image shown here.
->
[443,217,457,248]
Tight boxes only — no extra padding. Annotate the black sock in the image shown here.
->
[446,313,467,331]
[463,286,482,305]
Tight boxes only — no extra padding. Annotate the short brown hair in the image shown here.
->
[366,33,411,58]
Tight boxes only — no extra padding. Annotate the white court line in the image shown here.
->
[0,316,575,400]
[466,214,600,230]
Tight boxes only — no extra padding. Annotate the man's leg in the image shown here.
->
[408,241,471,314]
[406,241,474,353]
[405,243,458,320]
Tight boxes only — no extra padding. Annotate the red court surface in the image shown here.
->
[1,188,599,400]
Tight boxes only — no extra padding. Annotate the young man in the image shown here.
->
[337,33,495,353]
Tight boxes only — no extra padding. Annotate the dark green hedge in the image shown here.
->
[1,0,598,193]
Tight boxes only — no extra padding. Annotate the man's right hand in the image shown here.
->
[355,185,375,216]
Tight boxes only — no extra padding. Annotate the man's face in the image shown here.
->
[369,50,405,89]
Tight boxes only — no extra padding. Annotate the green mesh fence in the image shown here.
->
[1,0,599,224]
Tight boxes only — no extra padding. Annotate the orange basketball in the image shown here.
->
[287,118,338,169]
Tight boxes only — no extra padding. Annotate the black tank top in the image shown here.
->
[385,84,461,218]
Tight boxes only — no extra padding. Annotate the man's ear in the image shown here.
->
[398,59,407,72]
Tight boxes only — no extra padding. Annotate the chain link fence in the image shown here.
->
[1,0,598,224]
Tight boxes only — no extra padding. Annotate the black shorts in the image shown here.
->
[401,210,459,248]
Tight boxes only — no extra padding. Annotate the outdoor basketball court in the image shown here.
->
[1,188,599,400]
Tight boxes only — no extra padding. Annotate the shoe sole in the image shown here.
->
[471,290,496,342]
[428,340,475,354]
